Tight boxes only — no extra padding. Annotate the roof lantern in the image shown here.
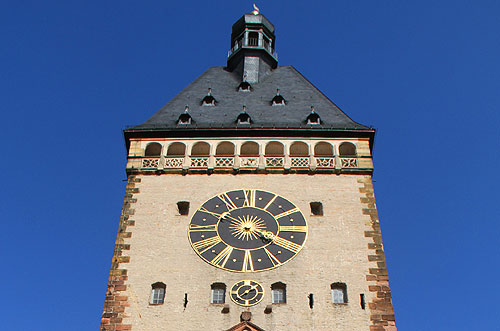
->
[227,5,277,84]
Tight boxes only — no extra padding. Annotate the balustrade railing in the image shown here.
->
[215,156,234,168]
[164,157,184,169]
[315,157,335,168]
[142,158,160,169]
[240,156,259,168]
[190,157,209,168]
[137,155,359,171]
[265,156,284,168]
[291,156,309,168]
[340,157,358,168]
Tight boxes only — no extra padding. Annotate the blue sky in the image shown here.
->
[1,1,499,330]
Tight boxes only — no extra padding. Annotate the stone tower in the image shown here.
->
[100,9,397,331]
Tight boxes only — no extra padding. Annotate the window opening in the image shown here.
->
[238,81,251,92]
[339,142,357,157]
[308,293,314,309]
[331,283,348,304]
[271,282,286,304]
[167,142,186,156]
[184,293,188,308]
[310,202,323,216]
[290,142,309,156]
[360,293,366,310]
[314,142,334,156]
[247,31,259,46]
[271,89,286,106]
[211,283,226,304]
[237,106,251,124]
[201,88,217,106]
[150,282,166,305]
[177,201,189,215]
[306,106,321,125]
[145,143,162,157]
[191,142,210,156]
[240,142,259,156]
[178,106,192,125]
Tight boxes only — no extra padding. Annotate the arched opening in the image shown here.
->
[240,142,259,156]
[314,142,334,156]
[216,142,235,156]
[290,142,309,156]
[166,142,186,156]
[191,142,210,156]
[265,141,284,156]
[339,142,357,156]
[145,143,162,157]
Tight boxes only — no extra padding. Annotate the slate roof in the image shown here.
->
[125,66,371,134]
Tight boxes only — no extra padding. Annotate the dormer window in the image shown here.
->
[237,106,251,124]
[271,89,286,106]
[306,106,321,125]
[238,81,251,92]
[178,106,192,125]
[201,88,217,106]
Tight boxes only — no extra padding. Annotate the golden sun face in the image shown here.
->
[229,215,266,241]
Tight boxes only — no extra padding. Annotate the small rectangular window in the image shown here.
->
[211,288,225,304]
[331,283,347,304]
[332,288,344,303]
[310,202,323,216]
[272,288,285,304]
[177,201,190,215]
[151,287,165,304]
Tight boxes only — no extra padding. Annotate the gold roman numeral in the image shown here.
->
[279,225,307,232]
[192,236,221,253]
[218,193,237,211]
[242,189,256,207]
[199,207,222,218]
[189,224,217,232]
[264,247,281,266]
[211,245,233,267]
[263,194,278,211]
[272,236,302,253]
[242,250,254,272]
[274,207,299,219]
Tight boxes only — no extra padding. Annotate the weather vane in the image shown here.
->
[251,4,260,15]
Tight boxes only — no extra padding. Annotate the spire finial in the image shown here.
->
[184,105,189,113]
[276,89,280,95]
[242,105,247,113]
[207,88,212,95]
[251,4,260,15]
[311,106,315,113]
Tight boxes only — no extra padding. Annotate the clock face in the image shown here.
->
[188,189,308,272]
[230,280,264,307]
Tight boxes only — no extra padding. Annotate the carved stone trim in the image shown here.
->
[358,177,397,331]
[100,176,140,331]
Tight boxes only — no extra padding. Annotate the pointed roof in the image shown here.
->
[125,66,371,135]
[226,321,266,331]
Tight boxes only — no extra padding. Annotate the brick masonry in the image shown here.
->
[358,177,397,331]
[100,176,140,331]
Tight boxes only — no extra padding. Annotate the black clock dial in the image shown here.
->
[230,280,264,307]
[188,189,308,272]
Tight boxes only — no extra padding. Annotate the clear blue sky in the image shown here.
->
[1,1,499,330]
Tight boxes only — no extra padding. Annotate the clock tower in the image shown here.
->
[100,9,397,331]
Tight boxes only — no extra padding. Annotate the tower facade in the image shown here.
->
[100,10,397,331]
